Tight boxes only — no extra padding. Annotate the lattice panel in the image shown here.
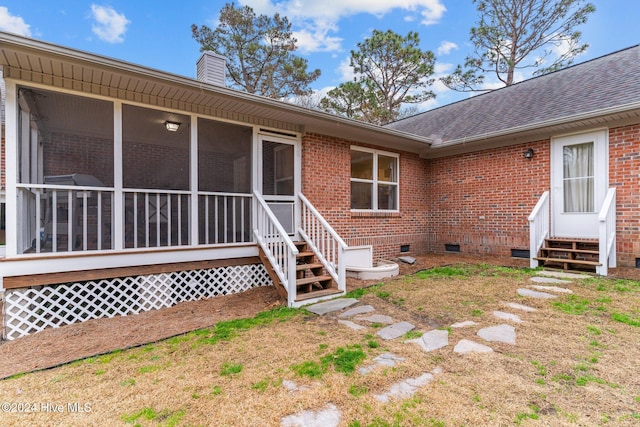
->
[2,264,272,340]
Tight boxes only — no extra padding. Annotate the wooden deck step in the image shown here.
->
[533,257,601,266]
[536,237,601,273]
[296,275,333,286]
[296,262,323,271]
[295,288,342,302]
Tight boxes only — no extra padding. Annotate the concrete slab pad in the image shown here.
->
[453,339,493,354]
[517,288,558,299]
[537,270,591,279]
[451,320,479,328]
[356,314,395,324]
[281,403,341,427]
[530,285,573,294]
[478,324,516,345]
[306,298,359,315]
[377,321,415,340]
[530,276,571,284]
[503,302,537,312]
[338,320,366,331]
[338,305,375,318]
[493,311,523,323]
[406,329,449,352]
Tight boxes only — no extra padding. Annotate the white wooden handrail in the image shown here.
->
[528,191,550,268]
[298,193,347,292]
[597,187,617,276]
[253,190,299,306]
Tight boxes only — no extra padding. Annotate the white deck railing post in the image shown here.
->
[528,191,550,269]
[597,187,617,276]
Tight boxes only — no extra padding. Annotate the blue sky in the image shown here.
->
[1,1,638,110]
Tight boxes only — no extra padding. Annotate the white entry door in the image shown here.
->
[551,130,608,238]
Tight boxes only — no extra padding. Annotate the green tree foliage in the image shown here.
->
[191,3,320,99]
[441,0,595,91]
[321,29,435,125]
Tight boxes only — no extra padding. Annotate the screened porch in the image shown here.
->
[15,86,260,256]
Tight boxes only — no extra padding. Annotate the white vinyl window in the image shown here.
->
[350,147,399,211]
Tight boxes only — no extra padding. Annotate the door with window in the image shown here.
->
[259,135,299,234]
[551,130,607,238]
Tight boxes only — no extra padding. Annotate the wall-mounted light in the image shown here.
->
[523,148,535,159]
[165,121,181,132]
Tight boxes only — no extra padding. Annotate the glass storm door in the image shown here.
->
[551,131,607,238]
[259,136,299,234]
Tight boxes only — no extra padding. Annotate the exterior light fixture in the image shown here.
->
[165,121,181,132]
[523,148,535,159]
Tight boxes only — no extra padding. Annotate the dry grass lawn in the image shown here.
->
[1,263,639,426]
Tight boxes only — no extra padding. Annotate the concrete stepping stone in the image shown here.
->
[536,270,590,279]
[377,321,415,340]
[306,298,359,315]
[517,288,557,299]
[451,320,478,328]
[339,305,375,318]
[282,379,310,392]
[530,276,571,284]
[359,353,405,375]
[477,324,516,345]
[406,329,449,352]
[493,311,523,323]
[356,314,395,324]
[281,403,341,427]
[530,285,573,294]
[453,339,493,354]
[503,302,537,312]
[338,320,366,331]
[374,372,434,403]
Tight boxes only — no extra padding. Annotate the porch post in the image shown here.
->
[190,115,199,245]
[113,101,123,250]
[4,80,17,257]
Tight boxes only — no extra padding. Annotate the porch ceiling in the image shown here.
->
[0,32,432,154]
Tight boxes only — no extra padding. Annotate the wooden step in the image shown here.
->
[295,287,342,302]
[296,262,324,271]
[296,275,333,286]
[540,248,599,255]
[534,257,601,266]
[296,251,315,258]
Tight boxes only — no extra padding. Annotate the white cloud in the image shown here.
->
[241,0,446,53]
[90,4,130,43]
[437,41,458,56]
[0,6,31,37]
[337,56,356,82]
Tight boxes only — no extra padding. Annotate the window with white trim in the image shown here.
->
[350,147,399,211]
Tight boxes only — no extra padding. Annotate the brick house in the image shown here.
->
[0,32,638,339]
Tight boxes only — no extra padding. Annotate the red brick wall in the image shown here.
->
[301,133,429,260]
[609,124,640,267]
[424,141,550,257]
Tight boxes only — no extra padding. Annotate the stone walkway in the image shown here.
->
[280,270,590,426]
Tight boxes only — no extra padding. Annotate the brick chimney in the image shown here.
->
[196,51,226,87]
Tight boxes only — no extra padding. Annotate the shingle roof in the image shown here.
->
[387,45,640,147]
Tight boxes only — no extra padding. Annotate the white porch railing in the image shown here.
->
[528,191,550,268]
[299,193,347,292]
[123,190,191,248]
[253,190,299,307]
[597,187,617,276]
[198,192,253,244]
[17,184,114,254]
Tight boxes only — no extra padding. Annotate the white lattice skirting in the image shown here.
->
[2,264,273,340]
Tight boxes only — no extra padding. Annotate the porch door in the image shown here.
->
[551,130,607,238]
[258,135,300,235]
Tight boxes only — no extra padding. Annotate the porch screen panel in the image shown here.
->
[262,141,294,196]
[563,142,594,213]
[16,87,114,253]
[122,105,190,248]
[198,118,252,244]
